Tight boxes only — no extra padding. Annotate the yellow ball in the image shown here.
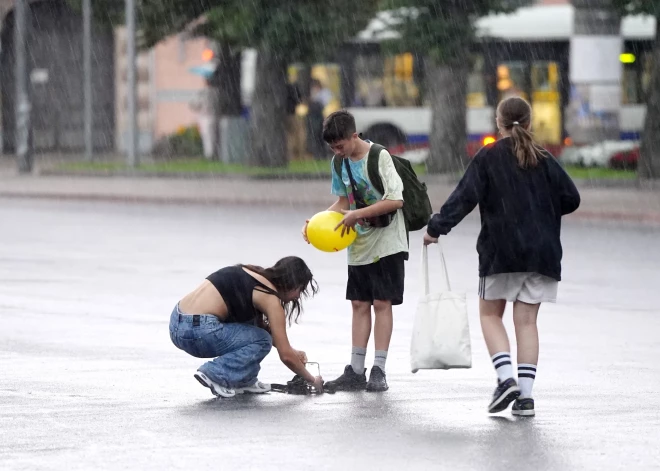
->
[307,211,357,253]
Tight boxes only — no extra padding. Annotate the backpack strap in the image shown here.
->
[332,154,342,178]
[366,143,386,196]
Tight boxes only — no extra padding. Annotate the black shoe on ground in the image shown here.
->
[366,366,388,392]
[511,398,535,416]
[488,378,520,413]
[324,365,367,391]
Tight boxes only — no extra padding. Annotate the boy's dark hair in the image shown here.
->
[322,110,356,143]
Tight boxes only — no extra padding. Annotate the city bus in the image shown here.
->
[334,4,656,160]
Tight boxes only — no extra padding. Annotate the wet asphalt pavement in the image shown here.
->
[1,198,659,470]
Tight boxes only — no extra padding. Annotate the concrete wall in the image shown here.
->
[1,0,115,153]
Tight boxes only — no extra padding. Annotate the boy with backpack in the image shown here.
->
[301,110,431,392]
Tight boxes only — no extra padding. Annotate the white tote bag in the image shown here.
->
[410,244,472,372]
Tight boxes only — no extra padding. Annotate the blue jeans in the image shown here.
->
[169,304,272,389]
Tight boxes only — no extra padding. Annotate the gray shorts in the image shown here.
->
[479,272,558,304]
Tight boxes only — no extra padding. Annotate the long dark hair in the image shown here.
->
[497,96,546,168]
[241,256,319,325]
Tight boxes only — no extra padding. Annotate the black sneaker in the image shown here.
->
[324,365,367,391]
[512,398,535,417]
[488,378,520,413]
[366,366,388,392]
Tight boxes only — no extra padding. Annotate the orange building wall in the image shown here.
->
[152,35,211,138]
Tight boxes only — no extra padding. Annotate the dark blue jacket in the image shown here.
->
[427,138,581,281]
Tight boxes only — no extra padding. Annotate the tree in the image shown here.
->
[209,0,378,167]
[73,0,378,167]
[380,1,534,174]
[612,0,660,179]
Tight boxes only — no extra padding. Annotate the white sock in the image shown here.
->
[518,363,537,398]
[351,346,366,374]
[373,350,388,371]
[491,352,514,382]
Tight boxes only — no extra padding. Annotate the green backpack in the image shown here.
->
[333,143,433,232]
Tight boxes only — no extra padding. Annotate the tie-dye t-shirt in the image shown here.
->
[330,145,408,266]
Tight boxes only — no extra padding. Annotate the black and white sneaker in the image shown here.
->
[324,365,367,391]
[512,398,535,416]
[235,380,271,394]
[488,378,520,413]
[194,371,236,398]
[366,366,388,392]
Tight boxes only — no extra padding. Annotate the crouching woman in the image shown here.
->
[169,256,323,397]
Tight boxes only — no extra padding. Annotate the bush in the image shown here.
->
[152,125,204,159]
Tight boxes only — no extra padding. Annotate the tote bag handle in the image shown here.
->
[421,242,451,296]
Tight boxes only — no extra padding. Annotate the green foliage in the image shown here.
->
[73,0,378,59]
[152,125,203,158]
[611,0,660,16]
[243,0,379,62]
[379,0,534,65]
[67,0,228,48]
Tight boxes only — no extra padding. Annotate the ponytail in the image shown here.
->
[510,123,545,169]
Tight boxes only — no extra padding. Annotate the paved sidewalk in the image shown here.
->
[1,163,659,224]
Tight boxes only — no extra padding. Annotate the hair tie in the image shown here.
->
[512,121,520,126]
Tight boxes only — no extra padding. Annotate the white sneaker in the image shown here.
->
[235,380,271,394]
[194,371,236,398]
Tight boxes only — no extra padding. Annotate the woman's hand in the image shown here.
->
[423,233,439,246]
[294,349,308,364]
[310,376,324,393]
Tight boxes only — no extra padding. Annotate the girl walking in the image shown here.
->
[423,96,581,416]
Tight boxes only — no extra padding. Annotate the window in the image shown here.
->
[621,65,640,104]
[352,52,421,107]
[467,55,486,108]
[641,52,653,99]
[621,50,653,105]
[497,61,529,102]
[383,53,420,107]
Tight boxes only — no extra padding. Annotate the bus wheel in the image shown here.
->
[362,123,407,149]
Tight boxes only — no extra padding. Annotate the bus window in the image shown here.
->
[621,50,652,105]
[311,64,342,116]
[531,61,561,145]
[354,53,387,107]
[383,53,420,107]
[622,65,640,104]
[288,63,342,117]
[641,52,653,100]
[497,62,528,102]
[353,52,421,107]
[467,55,486,108]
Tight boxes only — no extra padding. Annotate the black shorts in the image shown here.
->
[346,252,406,306]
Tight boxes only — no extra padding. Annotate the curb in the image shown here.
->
[1,190,659,226]
[36,169,651,189]
[0,191,333,208]
[37,168,333,181]
[569,209,660,225]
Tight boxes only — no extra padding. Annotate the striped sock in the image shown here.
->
[491,352,514,382]
[350,346,366,374]
[518,364,537,398]
[373,350,388,371]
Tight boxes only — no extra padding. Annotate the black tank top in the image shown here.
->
[206,266,278,323]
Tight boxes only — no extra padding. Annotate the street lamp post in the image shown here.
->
[83,0,93,161]
[14,0,32,173]
[125,0,138,167]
